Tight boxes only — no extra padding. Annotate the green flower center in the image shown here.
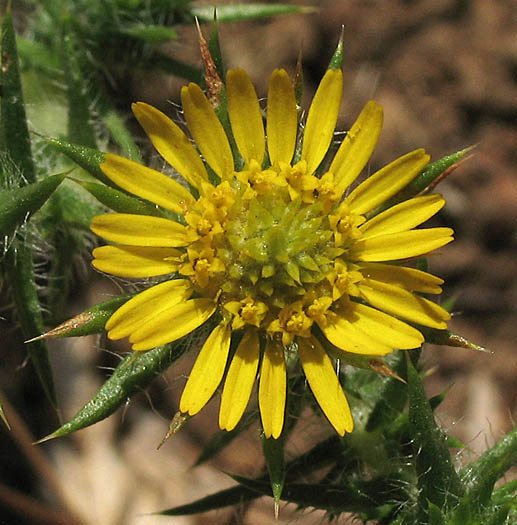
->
[180,162,365,344]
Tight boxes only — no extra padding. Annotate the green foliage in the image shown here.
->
[407,354,464,517]
[159,352,516,524]
[39,341,188,442]
[1,7,57,409]
[0,174,64,237]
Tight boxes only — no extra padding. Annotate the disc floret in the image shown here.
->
[179,162,366,345]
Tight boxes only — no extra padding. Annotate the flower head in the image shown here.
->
[90,65,453,439]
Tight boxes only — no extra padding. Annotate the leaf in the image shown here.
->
[491,479,517,505]
[27,295,132,342]
[428,501,446,525]
[262,434,285,516]
[120,24,178,44]
[208,17,225,83]
[423,328,490,353]
[36,342,187,441]
[3,240,57,409]
[0,8,35,184]
[75,180,165,217]
[327,27,344,71]
[160,435,347,515]
[231,474,405,514]
[457,425,517,516]
[0,174,65,237]
[407,354,464,514]
[45,137,110,185]
[0,9,57,410]
[461,425,517,487]
[157,484,259,516]
[16,37,62,77]
[101,108,142,163]
[61,25,97,148]
[480,503,512,525]
[190,4,316,23]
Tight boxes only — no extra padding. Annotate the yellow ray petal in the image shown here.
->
[91,214,189,247]
[181,83,234,178]
[357,262,444,294]
[259,339,286,439]
[267,69,297,166]
[132,102,209,190]
[301,69,343,175]
[350,227,454,261]
[129,298,216,351]
[359,194,445,239]
[345,149,430,215]
[92,245,181,278]
[179,323,232,415]
[298,338,353,435]
[319,311,393,356]
[358,279,450,329]
[345,302,424,349]
[227,68,265,166]
[106,279,193,339]
[219,330,260,431]
[101,153,195,214]
[331,101,383,197]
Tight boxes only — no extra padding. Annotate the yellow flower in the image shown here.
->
[90,66,453,439]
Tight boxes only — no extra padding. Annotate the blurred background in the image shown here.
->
[1,0,516,523]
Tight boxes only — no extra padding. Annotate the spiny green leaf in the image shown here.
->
[0,174,65,237]
[45,137,110,185]
[231,474,404,513]
[407,354,464,513]
[459,425,517,511]
[75,179,164,216]
[0,8,35,184]
[101,108,142,162]
[120,24,178,44]
[491,479,517,505]
[16,37,62,77]
[29,296,132,342]
[3,241,57,409]
[61,29,97,148]
[208,16,224,82]
[428,501,446,525]
[461,425,517,487]
[191,4,316,23]
[157,484,259,516]
[423,328,489,352]
[0,9,56,410]
[262,434,285,515]
[328,27,344,71]
[480,503,512,525]
[36,342,188,441]
[39,180,105,235]
[160,435,346,515]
